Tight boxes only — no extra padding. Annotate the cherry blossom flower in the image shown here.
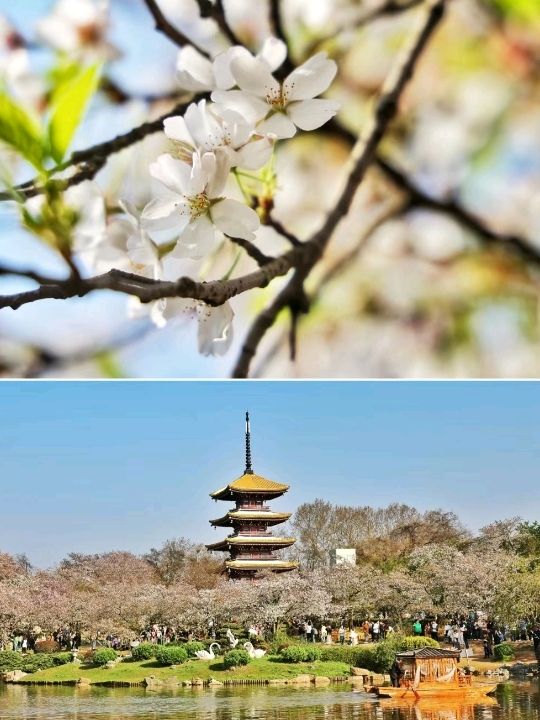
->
[212,52,339,139]
[176,37,286,93]
[66,184,161,278]
[164,99,274,171]
[161,297,235,356]
[141,152,260,258]
[36,0,118,61]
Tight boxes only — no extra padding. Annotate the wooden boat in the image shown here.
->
[379,696,498,720]
[373,648,498,700]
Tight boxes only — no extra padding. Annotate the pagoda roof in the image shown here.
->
[226,559,299,571]
[210,510,291,527]
[206,535,296,552]
[210,472,289,500]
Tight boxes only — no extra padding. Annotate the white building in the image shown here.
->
[330,548,356,566]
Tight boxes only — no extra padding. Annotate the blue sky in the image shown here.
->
[0,381,538,567]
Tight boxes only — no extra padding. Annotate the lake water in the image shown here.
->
[0,680,538,720]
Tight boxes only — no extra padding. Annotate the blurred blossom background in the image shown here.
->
[1,0,540,377]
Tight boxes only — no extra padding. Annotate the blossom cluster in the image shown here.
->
[140,38,339,258]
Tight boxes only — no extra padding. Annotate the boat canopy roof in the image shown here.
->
[396,648,461,660]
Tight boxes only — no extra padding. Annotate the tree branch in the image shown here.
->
[232,0,448,377]
[142,0,210,56]
[265,217,302,247]
[231,271,304,378]
[376,157,540,266]
[250,199,406,377]
[211,0,243,47]
[268,0,295,78]
[227,236,272,266]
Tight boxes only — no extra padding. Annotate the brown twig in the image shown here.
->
[268,0,295,78]
[142,0,210,56]
[227,236,272,266]
[266,217,302,247]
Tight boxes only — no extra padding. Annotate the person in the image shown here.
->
[413,620,422,636]
[362,620,371,642]
[349,628,358,646]
[460,622,469,649]
[390,658,404,688]
[430,620,438,641]
[531,626,540,653]
[483,636,492,658]
[372,620,380,642]
[339,624,346,645]
[305,621,312,642]
[320,625,328,643]
[312,626,318,643]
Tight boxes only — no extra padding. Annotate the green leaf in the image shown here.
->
[47,63,101,164]
[0,93,45,170]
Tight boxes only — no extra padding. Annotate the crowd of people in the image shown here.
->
[3,617,540,657]
[299,619,396,644]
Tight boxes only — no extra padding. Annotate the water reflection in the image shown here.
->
[0,681,538,720]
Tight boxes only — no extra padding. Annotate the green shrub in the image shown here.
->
[0,651,24,672]
[21,654,54,673]
[131,643,155,661]
[154,645,188,666]
[223,649,250,669]
[52,652,72,666]
[92,648,117,666]
[182,641,206,657]
[494,642,515,661]
[34,639,60,654]
[319,645,375,667]
[280,645,321,662]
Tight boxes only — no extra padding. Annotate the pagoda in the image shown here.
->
[206,413,298,579]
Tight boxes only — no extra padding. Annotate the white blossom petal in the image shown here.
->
[184,99,223,151]
[176,46,214,91]
[149,154,192,196]
[197,301,234,356]
[211,89,269,123]
[258,37,287,72]
[205,149,230,198]
[235,136,273,170]
[211,198,260,240]
[283,52,337,101]
[287,98,340,131]
[230,53,280,97]
[163,115,193,145]
[212,46,245,90]
[257,112,296,139]
[218,109,253,147]
[141,197,185,231]
[173,215,216,259]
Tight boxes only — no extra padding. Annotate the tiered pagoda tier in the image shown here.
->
[206,413,299,579]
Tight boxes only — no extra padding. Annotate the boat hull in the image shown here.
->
[376,683,498,699]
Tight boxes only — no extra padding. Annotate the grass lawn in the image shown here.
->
[20,656,352,685]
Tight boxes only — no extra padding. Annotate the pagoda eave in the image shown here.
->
[209,511,292,527]
[226,559,299,572]
[207,536,296,552]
